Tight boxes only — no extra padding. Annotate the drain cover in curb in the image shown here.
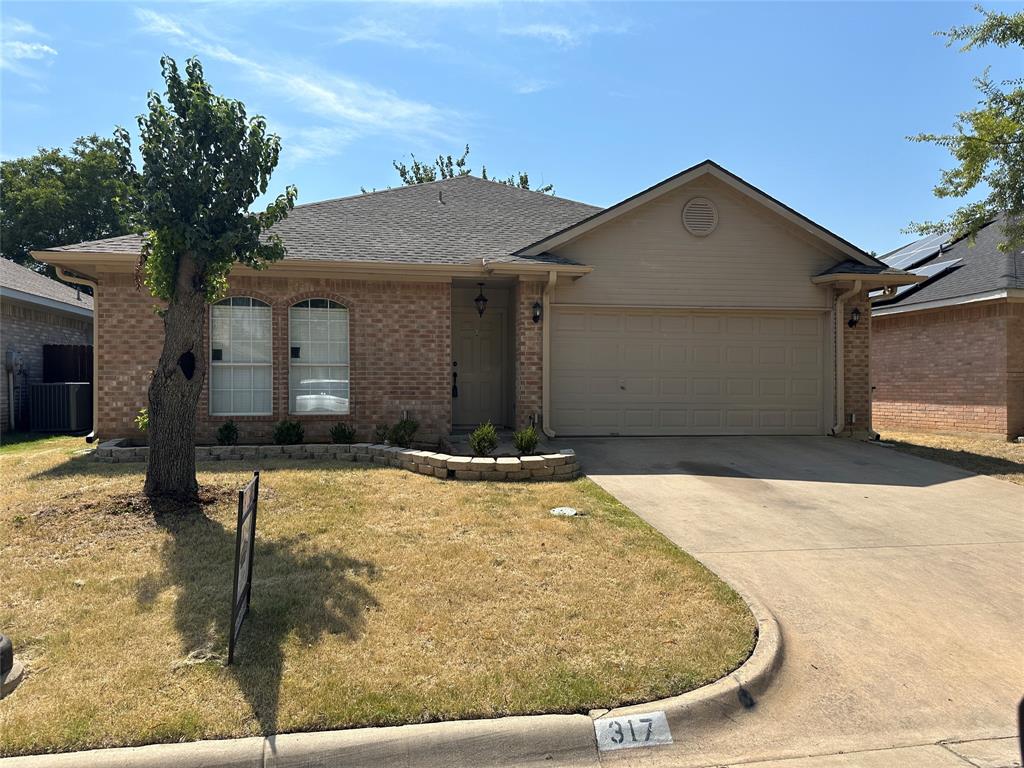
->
[595,711,672,751]
[549,507,578,517]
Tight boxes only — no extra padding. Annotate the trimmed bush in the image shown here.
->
[512,425,539,455]
[273,419,304,445]
[469,421,498,456]
[216,420,239,446]
[329,423,357,444]
[388,418,419,448]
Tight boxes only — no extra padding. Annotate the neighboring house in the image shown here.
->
[36,160,916,444]
[872,218,1024,439]
[0,258,94,434]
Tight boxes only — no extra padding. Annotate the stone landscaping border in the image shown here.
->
[94,439,579,482]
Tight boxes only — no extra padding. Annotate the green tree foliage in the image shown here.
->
[117,56,297,500]
[390,144,554,194]
[0,135,141,270]
[123,57,297,302]
[910,5,1024,251]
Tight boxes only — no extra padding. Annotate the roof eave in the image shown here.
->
[873,288,1024,316]
[0,285,94,317]
[810,273,924,287]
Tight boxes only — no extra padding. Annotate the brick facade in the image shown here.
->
[95,271,451,443]
[871,299,1023,438]
[0,297,92,434]
[514,280,544,430]
[840,289,872,434]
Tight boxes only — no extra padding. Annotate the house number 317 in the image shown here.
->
[595,711,673,751]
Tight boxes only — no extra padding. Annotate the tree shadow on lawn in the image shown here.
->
[136,494,380,736]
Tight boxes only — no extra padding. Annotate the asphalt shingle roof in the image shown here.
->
[44,176,601,267]
[0,258,94,311]
[875,218,1023,308]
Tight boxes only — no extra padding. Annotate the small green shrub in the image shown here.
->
[469,421,498,456]
[273,419,304,445]
[216,420,239,446]
[329,423,357,444]
[135,407,148,433]
[373,424,390,443]
[512,425,539,455]
[388,418,419,448]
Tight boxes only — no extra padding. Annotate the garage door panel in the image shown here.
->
[693,346,721,365]
[551,308,826,436]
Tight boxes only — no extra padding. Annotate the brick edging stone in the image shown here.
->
[94,440,580,482]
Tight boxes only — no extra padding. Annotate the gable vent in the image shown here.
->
[682,197,718,237]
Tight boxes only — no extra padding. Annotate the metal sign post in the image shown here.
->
[228,471,259,665]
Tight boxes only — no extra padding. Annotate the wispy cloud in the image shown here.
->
[335,18,447,51]
[1,17,57,75]
[500,20,630,49]
[4,18,45,38]
[514,78,553,95]
[133,8,456,159]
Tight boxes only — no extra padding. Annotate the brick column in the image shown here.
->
[841,289,872,435]
[514,280,544,430]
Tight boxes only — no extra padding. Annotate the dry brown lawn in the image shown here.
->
[0,436,754,757]
[877,430,1024,486]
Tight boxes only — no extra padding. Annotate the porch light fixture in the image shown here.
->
[532,301,542,324]
[848,307,861,328]
[474,283,488,317]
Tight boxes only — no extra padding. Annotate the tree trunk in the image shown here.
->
[144,254,208,502]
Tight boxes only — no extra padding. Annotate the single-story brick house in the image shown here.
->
[0,258,94,434]
[36,160,917,444]
[872,218,1024,439]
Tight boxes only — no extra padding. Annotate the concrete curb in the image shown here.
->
[0,714,600,768]
[594,589,783,735]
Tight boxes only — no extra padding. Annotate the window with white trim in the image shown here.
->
[289,299,350,414]
[209,297,272,416]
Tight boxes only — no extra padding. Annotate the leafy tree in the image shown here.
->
[117,56,296,501]
[0,135,141,272]
[909,5,1024,251]
[390,144,554,194]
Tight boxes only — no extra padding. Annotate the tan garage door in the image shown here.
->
[550,308,827,436]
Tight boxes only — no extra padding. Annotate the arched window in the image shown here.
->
[289,299,350,414]
[210,297,272,415]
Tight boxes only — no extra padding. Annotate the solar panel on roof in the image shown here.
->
[888,257,963,298]
[880,232,948,270]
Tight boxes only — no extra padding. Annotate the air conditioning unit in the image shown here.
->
[29,382,92,433]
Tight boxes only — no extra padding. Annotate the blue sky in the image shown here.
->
[1,2,1019,254]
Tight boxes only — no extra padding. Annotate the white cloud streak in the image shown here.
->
[500,20,630,49]
[335,19,447,51]
[1,16,57,74]
[133,8,456,160]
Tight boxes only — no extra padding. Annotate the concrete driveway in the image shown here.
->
[574,437,1024,768]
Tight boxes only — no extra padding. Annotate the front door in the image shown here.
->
[452,290,510,429]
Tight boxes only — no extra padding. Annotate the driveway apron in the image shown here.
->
[573,437,1024,768]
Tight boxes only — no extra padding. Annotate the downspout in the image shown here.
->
[831,279,862,436]
[55,267,100,443]
[541,270,557,438]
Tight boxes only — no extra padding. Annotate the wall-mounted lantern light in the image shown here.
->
[474,283,488,317]
[532,301,543,324]
[848,307,861,328]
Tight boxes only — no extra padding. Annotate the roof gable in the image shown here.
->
[516,160,879,266]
